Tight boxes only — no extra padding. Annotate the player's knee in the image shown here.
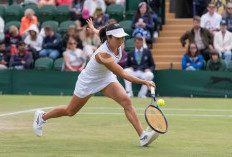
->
[121,96,132,110]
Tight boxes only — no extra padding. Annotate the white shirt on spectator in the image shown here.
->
[24,25,43,51]
[0,16,4,33]
[214,30,232,52]
[83,0,106,16]
[201,12,222,30]
[63,49,85,66]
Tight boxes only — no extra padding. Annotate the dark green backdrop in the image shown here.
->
[0,69,232,97]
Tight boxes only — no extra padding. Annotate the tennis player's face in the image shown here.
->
[110,36,124,48]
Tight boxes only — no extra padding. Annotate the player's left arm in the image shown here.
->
[95,52,155,89]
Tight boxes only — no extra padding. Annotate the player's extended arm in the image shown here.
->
[96,52,155,89]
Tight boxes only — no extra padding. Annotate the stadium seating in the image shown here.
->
[124,38,135,52]
[34,57,54,70]
[4,21,21,33]
[106,4,124,22]
[0,5,6,19]
[125,0,140,20]
[53,57,64,71]
[118,20,132,37]
[55,5,70,23]
[5,4,23,22]
[23,3,39,16]
[38,5,57,23]
[41,20,59,32]
[59,20,76,37]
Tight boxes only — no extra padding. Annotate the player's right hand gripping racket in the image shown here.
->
[144,87,168,134]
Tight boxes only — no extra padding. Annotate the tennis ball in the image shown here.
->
[157,99,165,106]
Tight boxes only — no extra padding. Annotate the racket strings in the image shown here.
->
[146,106,167,132]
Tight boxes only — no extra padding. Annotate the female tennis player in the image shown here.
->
[33,22,159,146]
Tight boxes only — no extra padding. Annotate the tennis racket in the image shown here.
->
[144,87,168,134]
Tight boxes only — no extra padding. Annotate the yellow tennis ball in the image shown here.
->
[157,99,165,106]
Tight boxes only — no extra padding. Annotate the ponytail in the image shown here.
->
[99,26,107,43]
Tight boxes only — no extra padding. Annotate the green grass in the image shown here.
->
[0,95,232,157]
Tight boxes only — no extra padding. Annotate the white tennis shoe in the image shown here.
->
[33,110,46,137]
[139,131,159,146]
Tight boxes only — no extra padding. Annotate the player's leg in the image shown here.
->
[43,94,92,120]
[101,82,143,136]
[33,94,91,136]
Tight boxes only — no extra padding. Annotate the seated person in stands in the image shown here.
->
[57,0,72,5]
[80,25,101,59]
[201,2,222,34]
[214,19,232,68]
[93,8,109,29]
[131,2,154,47]
[19,9,38,37]
[63,37,86,71]
[182,43,204,71]
[83,0,106,17]
[24,25,43,60]
[39,26,62,60]
[0,41,10,69]
[38,0,56,7]
[62,25,83,52]
[23,0,39,5]
[5,26,22,55]
[180,16,214,62]
[206,50,226,71]
[222,2,232,32]
[124,36,155,98]
[69,0,85,28]
[9,41,33,70]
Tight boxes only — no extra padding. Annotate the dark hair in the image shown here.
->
[99,23,122,43]
[186,43,200,57]
[134,2,151,20]
[44,26,53,32]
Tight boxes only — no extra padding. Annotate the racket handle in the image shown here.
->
[151,87,155,96]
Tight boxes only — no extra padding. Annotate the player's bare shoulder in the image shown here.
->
[96,52,114,64]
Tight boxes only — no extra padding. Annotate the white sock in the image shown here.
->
[139,131,146,139]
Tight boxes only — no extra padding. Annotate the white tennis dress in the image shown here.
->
[74,41,122,98]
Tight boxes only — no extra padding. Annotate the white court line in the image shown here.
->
[0,107,231,118]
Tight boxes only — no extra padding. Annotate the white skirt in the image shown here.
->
[73,75,118,98]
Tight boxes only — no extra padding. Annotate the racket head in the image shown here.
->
[145,105,168,134]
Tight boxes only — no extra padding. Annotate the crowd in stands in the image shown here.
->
[181,1,232,72]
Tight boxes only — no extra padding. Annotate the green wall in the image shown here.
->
[0,69,232,97]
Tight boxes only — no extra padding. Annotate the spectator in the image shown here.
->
[144,0,161,38]
[80,9,92,27]
[222,2,232,32]
[0,16,4,42]
[5,26,22,55]
[20,9,38,37]
[131,2,154,48]
[39,26,62,60]
[0,41,10,69]
[69,0,85,28]
[83,0,106,17]
[214,19,232,67]
[38,0,56,7]
[62,25,83,52]
[57,0,72,5]
[118,42,127,68]
[180,16,214,62]
[124,36,155,98]
[24,24,43,60]
[213,0,227,14]
[104,0,125,5]
[63,37,86,71]
[93,7,109,28]
[206,50,226,71]
[201,2,222,34]
[9,41,33,69]
[182,43,204,71]
[80,25,101,59]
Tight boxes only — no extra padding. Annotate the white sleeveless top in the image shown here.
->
[74,41,122,98]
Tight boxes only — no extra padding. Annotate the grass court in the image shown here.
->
[0,95,232,157]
